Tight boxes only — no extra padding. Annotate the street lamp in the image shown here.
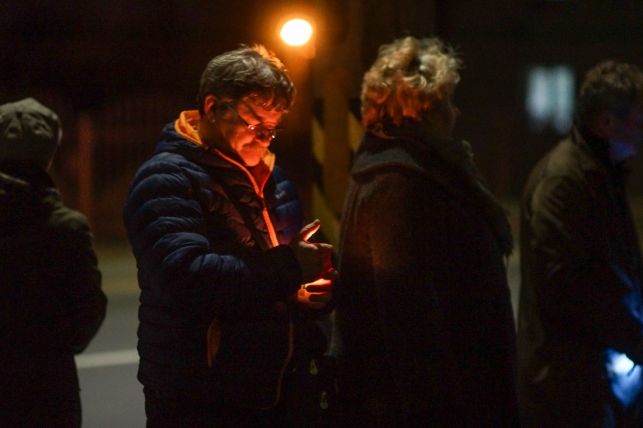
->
[279,17,315,58]
[280,18,313,47]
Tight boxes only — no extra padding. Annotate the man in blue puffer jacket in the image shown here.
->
[123,45,335,427]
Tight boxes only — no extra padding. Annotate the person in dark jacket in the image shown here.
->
[123,44,336,427]
[518,61,643,427]
[0,97,107,427]
[335,36,519,426]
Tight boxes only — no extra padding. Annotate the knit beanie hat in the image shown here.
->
[0,97,61,169]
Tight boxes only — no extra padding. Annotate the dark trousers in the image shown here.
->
[143,386,287,428]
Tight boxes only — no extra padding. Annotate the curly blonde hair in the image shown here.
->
[361,36,461,129]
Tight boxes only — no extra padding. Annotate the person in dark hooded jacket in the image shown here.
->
[123,45,336,427]
[0,97,107,427]
[518,60,643,427]
[335,36,519,426]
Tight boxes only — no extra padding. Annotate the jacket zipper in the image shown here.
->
[210,148,292,408]
[213,149,279,246]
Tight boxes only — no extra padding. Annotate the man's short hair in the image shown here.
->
[577,60,643,128]
[197,44,296,114]
[360,36,461,130]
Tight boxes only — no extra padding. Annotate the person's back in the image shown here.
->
[335,36,519,427]
[0,98,106,427]
[517,61,643,427]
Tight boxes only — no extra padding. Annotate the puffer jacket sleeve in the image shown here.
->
[123,155,303,319]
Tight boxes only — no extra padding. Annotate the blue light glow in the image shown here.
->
[606,349,643,408]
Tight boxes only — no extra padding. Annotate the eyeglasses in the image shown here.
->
[222,103,280,141]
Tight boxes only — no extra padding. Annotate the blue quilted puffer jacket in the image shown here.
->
[123,114,318,409]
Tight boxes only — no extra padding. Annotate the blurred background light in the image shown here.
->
[526,64,575,134]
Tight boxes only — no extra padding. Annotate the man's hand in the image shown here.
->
[297,269,337,310]
[289,219,335,310]
[290,219,333,284]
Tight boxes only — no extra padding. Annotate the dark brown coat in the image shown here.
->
[518,127,643,426]
[336,133,519,426]
[0,162,106,427]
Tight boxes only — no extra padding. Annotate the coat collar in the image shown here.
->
[352,129,514,256]
[571,125,628,182]
[171,109,276,183]
[351,132,431,178]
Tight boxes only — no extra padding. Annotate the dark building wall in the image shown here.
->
[360,0,437,82]
[2,0,643,236]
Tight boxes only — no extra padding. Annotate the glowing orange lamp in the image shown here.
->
[279,17,315,58]
[280,18,313,46]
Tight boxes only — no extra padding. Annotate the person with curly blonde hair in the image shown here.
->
[361,36,461,133]
[335,36,518,426]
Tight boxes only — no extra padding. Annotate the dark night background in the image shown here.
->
[3,2,643,424]
[2,0,643,239]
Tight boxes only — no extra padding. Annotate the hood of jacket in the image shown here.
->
[0,98,61,169]
[156,110,276,179]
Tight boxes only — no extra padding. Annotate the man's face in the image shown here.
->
[216,99,283,167]
[607,103,643,162]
